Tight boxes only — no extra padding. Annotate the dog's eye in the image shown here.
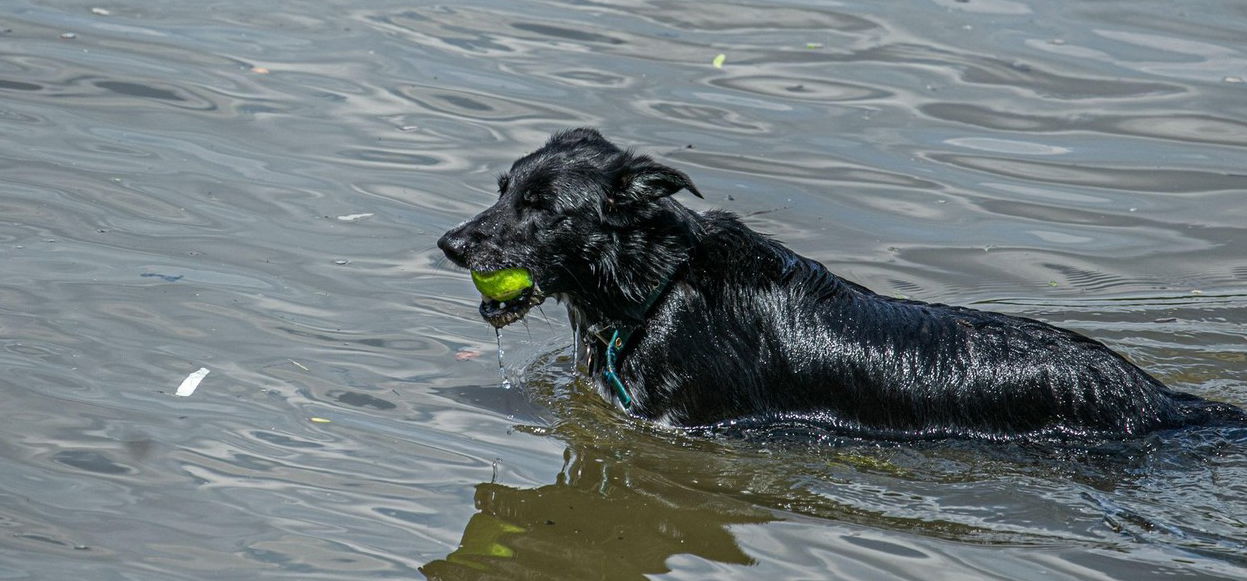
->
[516,189,547,209]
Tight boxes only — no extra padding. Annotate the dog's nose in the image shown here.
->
[437,229,470,267]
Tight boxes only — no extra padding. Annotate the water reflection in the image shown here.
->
[422,441,773,580]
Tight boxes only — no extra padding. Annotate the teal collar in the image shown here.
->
[594,273,679,410]
[603,329,633,408]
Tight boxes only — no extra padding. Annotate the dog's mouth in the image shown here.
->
[478,285,544,328]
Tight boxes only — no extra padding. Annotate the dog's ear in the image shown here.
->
[611,157,703,204]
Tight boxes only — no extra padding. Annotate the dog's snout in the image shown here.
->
[437,228,471,267]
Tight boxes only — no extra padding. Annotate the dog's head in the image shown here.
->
[438,128,703,328]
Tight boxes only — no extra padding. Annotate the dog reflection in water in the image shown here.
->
[419,446,772,579]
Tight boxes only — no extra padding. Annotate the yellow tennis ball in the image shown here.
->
[471,268,533,302]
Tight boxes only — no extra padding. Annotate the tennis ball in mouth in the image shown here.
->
[471,268,533,302]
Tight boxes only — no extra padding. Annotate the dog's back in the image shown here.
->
[620,210,1246,439]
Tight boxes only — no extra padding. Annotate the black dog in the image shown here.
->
[439,128,1245,441]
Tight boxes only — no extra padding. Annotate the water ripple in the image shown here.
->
[2,0,1246,578]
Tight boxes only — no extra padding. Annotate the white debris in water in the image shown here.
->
[336,213,374,222]
[175,368,210,397]
[90,7,111,15]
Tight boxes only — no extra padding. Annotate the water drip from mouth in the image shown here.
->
[495,327,512,390]
[572,327,580,368]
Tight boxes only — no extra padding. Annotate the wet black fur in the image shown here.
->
[439,128,1246,441]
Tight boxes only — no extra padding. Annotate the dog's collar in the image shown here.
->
[602,329,633,408]
[592,273,678,410]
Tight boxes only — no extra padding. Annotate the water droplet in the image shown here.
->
[495,328,512,389]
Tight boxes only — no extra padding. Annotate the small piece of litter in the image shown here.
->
[60,32,78,40]
[175,368,210,397]
[712,54,726,68]
[336,213,374,222]
[309,417,332,423]
[333,259,349,265]
[91,7,111,15]
[1224,76,1244,84]
[456,348,481,361]
[1191,289,1204,295]
[250,66,270,74]
[805,43,824,49]
[290,360,309,371]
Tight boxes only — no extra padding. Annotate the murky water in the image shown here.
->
[2,1,1246,579]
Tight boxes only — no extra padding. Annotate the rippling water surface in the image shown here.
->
[2,1,1246,579]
